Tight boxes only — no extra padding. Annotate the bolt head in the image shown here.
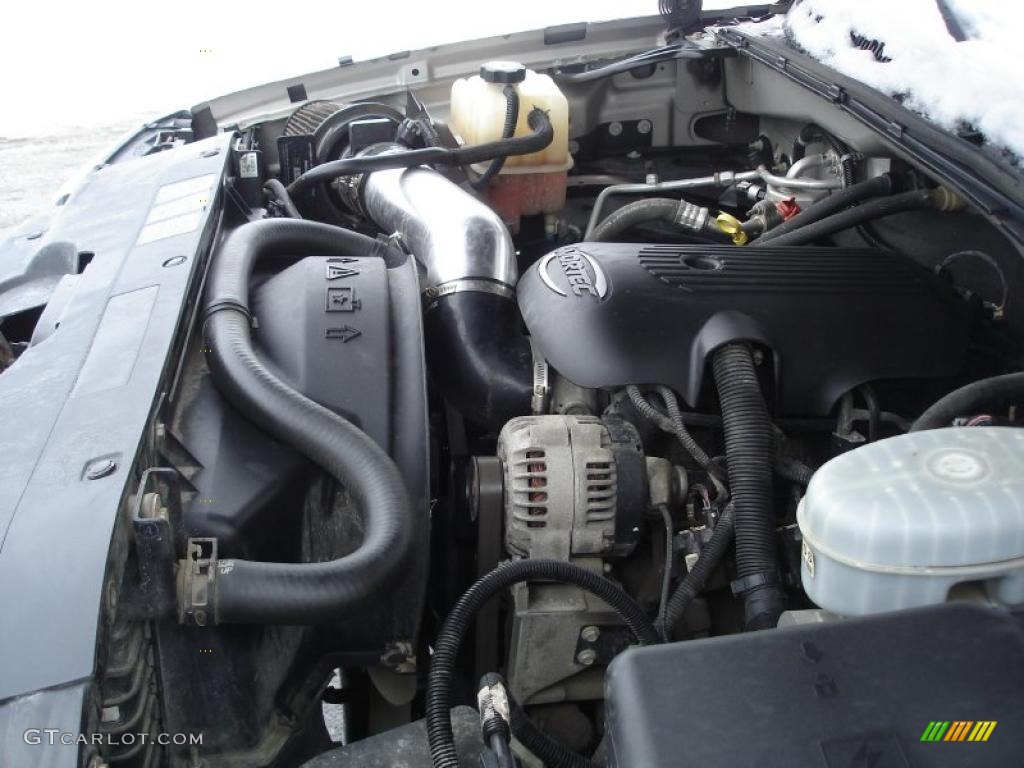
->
[581,625,600,643]
[608,121,623,137]
[576,649,597,666]
[85,459,117,480]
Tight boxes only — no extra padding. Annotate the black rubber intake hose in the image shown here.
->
[659,504,735,637]
[426,559,658,768]
[472,85,520,190]
[753,174,893,246]
[287,106,553,198]
[758,188,934,247]
[201,218,414,624]
[711,344,785,630]
[424,292,532,429]
[911,372,1024,431]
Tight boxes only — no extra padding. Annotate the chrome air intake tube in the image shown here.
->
[359,164,533,428]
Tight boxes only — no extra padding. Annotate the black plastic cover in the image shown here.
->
[605,603,1024,767]
[517,243,970,415]
[480,60,527,84]
[253,255,393,447]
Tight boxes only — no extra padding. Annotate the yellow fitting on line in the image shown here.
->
[715,212,748,246]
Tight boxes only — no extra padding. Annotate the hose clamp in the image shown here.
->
[730,570,781,596]
[422,279,516,309]
[675,200,710,232]
[203,299,254,326]
[529,339,550,415]
[177,537,219,626]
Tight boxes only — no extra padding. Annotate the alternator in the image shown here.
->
[497,414,646,561]
[494,415,647,705]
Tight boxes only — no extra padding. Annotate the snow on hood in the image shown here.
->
[750,0,1023,161]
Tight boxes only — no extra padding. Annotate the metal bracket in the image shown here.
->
[120,467,181,620]
[178,537,218,626]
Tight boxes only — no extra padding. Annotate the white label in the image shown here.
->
[802,540,816,579]
[239,151,259,179]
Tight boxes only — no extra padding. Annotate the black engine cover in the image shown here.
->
[517,243,969,414]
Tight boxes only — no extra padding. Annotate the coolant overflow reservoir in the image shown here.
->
[797,427,1024,616]
[451,61,571,232]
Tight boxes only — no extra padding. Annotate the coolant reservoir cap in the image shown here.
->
[480,61,527,84]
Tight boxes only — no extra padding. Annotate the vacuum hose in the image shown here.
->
[753,175,893,246]
[426,559,659,768]
[659,504,736,637]
[911,372,1024,431]
[288,107,553,198]
[197,219,414,624]
[472,85,520,190]
[757,189,937,247]
[711,344,785,630]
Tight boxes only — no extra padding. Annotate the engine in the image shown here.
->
[52,47,1024,768]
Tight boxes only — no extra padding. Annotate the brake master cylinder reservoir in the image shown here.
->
[450,61,571,232]
[797,427,1024,616]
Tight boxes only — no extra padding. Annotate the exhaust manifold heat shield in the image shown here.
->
[517,243,969,415]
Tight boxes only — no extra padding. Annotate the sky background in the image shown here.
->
[0,0,739,231]
[1,0,676,138]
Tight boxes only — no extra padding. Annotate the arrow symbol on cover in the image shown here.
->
[326,264,359,280]
[325,326,362,343]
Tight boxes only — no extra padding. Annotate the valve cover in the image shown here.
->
[517,243,970,415]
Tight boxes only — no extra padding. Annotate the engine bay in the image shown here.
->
[3,11,1024,768]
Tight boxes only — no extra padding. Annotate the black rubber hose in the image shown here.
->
[424,292,532,429]
[753,175,893,246]
[591,198,686,241]
[202,219,414,624]
[472,85,520,190]
[659,504,735,637]
[263,179,302,219]
[426,559,658,768]
[758,189,934,247]
[288,107,553,198]
[711,344,785,630]
[775,454,815,486]
[911,372,1024,431]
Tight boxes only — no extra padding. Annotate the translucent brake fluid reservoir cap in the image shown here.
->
[797,427,1024,615]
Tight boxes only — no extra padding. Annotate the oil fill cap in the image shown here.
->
[481,61,527,84]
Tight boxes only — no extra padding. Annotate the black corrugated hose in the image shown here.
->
[472,85,520,190]
[711,344,786,630]
[659,503,736,638]
[426,559,659,768]
[202,219,414,624]
[287,107,553,198]
[625,385,716,472]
